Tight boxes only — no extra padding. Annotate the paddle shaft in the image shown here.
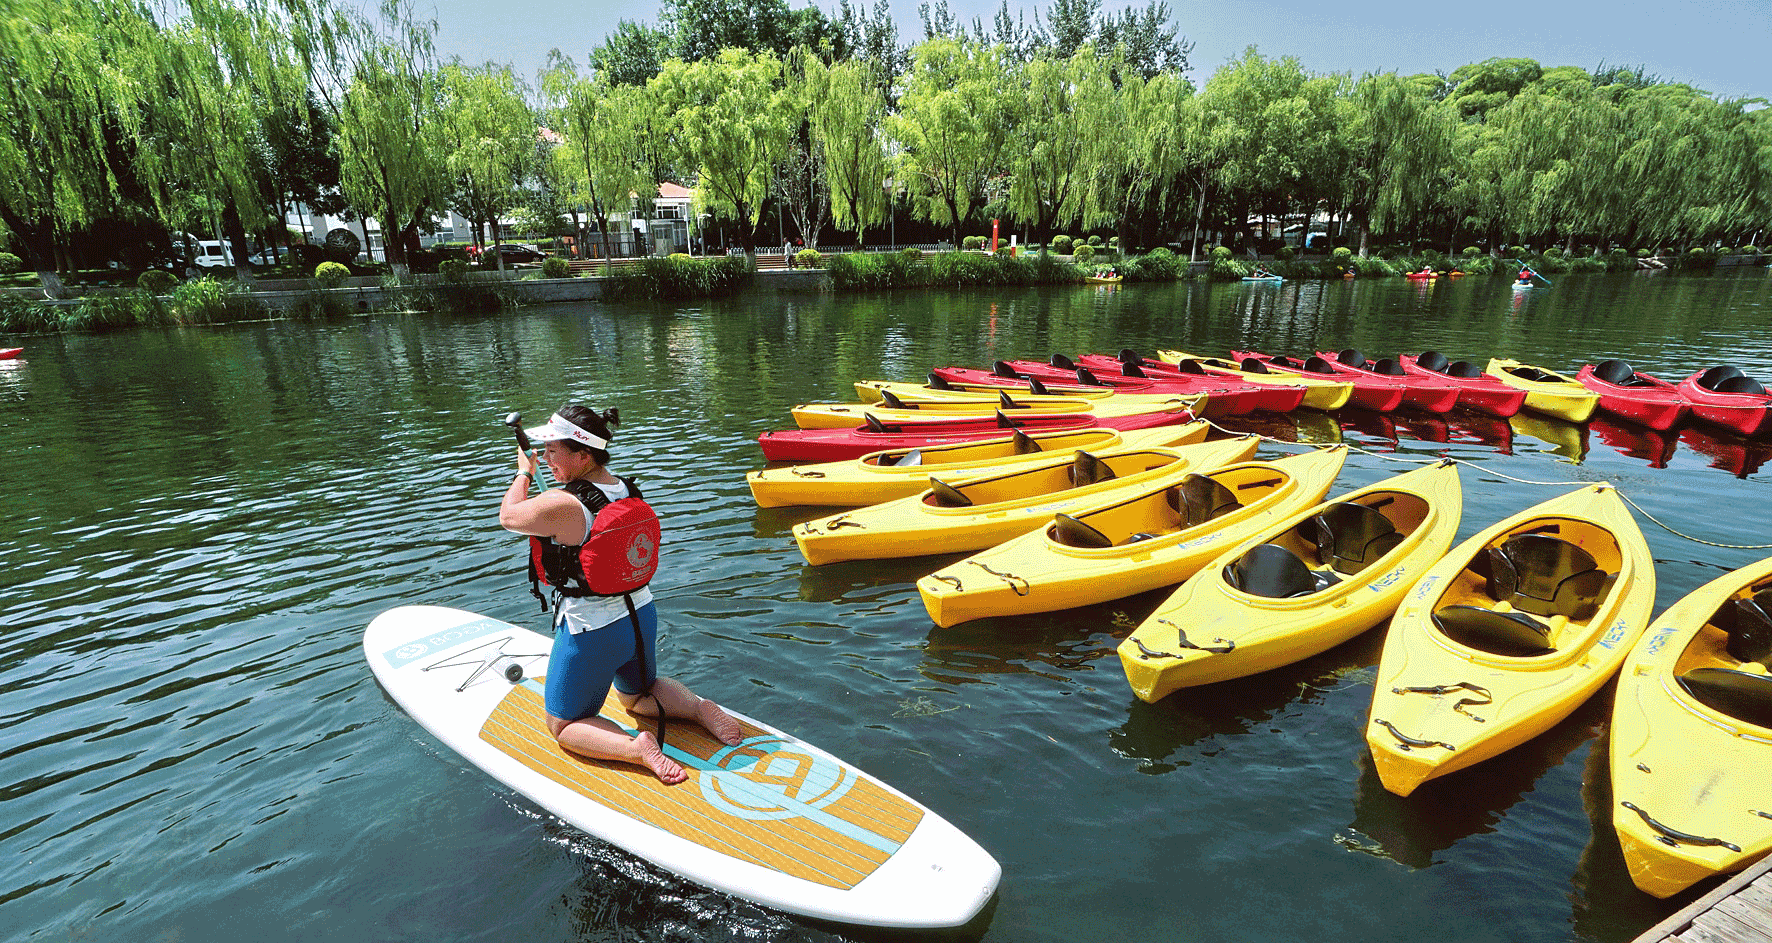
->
[504,413,553,490]
[1513,259,1552,285]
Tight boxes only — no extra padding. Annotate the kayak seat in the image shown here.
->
[1418,351,1451,373]
[1483,534,1610,621]
[1053,512,1113,548]
[1118,348,1146,366]
[1594,359,1642,387]
[927,477,972,507]
[1174,359,1207,375]
[885,449,923,467]
[1075,367,1104,386]
[1050,353,1077,369]
[1011,430,1042,455]
[880,389,908,409]
[1711,592,1772,664]
[1716,375,1768,396]
[1270,355,1303,369]
[1310,502,1404,575]
[1169,475,1241,528]
[1069,450,1117,486]
[1677,667,1772,729]
[1370,358,1407,377]
[999,391,1020,410]
[1337,348,1367,368]
[1448,361,1484,379]
[1225,543,1342,598]
[864,413,890,433]
[992,360,1020,379]
[1302,356,1338,375]
[1119,532,1161,545]
[1508,366,1558,383]
[926,372,954,390]
[1240,358,1273,375]
[1026,376,1051,395]
[995,410,1024,428]
[1697,365,1744,391]
[1432,605,1555,656]
[1123,362,1148,379]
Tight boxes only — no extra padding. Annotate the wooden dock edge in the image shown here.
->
[1630,853,1772,943]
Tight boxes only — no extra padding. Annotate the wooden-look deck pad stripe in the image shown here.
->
[478,680,922,889]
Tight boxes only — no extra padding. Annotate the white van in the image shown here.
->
[193,240,234,268]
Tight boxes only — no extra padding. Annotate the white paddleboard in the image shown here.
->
[364,605,999,928]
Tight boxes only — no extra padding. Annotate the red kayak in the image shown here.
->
[934,361,1250,419]
[1316,349,1460,413]
[0,347,21,360]
[1075,352,1308,414]
[756,409,1191,462]
[1230,350,1406,412]
[1678,366,1772,437]
[1573,360,1690,431]
[1397,351,1528,418]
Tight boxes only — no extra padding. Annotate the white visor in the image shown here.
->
[524,413,608,449]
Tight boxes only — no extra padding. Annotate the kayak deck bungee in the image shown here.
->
[1678,365,1772,438]
[1317,349,1461,414]
[1157,348,1355,412]
[1484,358,1601,423]
[1120,460,1463,701]
[746,423,1209,508]
[1574,360,1690,431]
[1610,553,1772,898]
[1231,350,1408,413]
[1077,352,1309,415]
[1398,352,1529,419]
[1365,483,1654,796]
[917,445,1342,627]
[756,405,1196,463]
[791,438,1259,566]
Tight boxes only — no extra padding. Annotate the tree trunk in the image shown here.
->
[222,200,255,287]
[1190,182,1206,262]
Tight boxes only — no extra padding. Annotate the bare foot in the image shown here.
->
[697,698,745,746]
[634,731,686,784]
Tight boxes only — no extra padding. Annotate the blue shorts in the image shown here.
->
[544,601,659,721]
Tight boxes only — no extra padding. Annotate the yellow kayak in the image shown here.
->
[792,438,1259,566]
[1121,459,1462,701]
[747,422,1209,508]
[856,378,1118,403]
[790,391,1199,430]
[1485,359,1600,422]
[1365,483,1653,796]
[919,446,1346,627]
[1611,554,1772,897]
[1158,348,1355,412]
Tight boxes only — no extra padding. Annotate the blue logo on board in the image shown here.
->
[699,736,857,822]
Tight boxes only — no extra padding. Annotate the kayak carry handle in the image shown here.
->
[1620,802,1740,851]
[1373,719,1454,752]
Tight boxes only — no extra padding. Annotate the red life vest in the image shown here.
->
[528,477,660,600]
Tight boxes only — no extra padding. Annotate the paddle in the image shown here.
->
[1512,259,1552,285]
[504,412,553,490]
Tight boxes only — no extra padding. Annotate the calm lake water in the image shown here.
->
[4,268,1771,943]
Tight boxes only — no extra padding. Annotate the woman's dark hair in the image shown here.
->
[556,403,619,465]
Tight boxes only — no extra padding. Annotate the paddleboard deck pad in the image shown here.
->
[364,605,999,927]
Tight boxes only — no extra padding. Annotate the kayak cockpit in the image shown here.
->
[1429,520,1621,657]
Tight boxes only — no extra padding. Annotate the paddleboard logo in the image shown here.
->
[395,643,429,660]
[699,736,856,822]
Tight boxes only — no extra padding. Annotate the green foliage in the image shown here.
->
[1456,255,1496,275]
[169,277,249,324]
[0,295,58,333]
[0,252,20,274]
[315,261,351,287]
[900,247,924,264]
[604,254,753,299]
[1637,248,1652,257]
[962,235,987,250]
[438,259,468,282]
[1510,246,1528,257]
[828,251,921,289]
[1051,235,1073,254]
[794,248,823,268]
[68,289,168,332]
[1463,246,1482,257]
[540,257,571,278]
[137,270,177,294]
[1332,246,1353,262]
[1544,247,1564,259]
[828,250,1080,290]
[1087,235,1103,246]
[1072,243,1095,263]
[1275,246,1295,261]
[1744,246,1761,255]
[1213,245,1234,261]
[1123,248,1181,281]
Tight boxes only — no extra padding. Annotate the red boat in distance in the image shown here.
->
[1573,360,1691,431]
[1396,352,1529,419]
[938,360,1253,418]
[1677,366,1772,438]
[1314,349,1461,414]
[1072,352,1308,414]
[0,347,22,360]
[1230,350,1407,413]
[756,408,1190,462]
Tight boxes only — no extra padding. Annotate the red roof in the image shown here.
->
[657,182,692,200]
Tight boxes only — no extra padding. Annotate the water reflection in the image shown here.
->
[920,594,1151,684]
[1215,410,1342,444]
[1509,413,1589,462]
[1590,417,1678,469]
[1446,413,1516,454]
[1568,732,1686,943]
[1679,424,1772,478]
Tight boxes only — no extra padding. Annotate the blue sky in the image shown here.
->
[426,0,1769,101]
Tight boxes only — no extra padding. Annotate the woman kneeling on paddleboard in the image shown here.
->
[499,404,743,783]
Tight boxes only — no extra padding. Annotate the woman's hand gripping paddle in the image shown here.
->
[504,412,553,490]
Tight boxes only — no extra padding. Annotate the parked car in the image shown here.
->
[483,244,547,264]
[192,240,235,268]
[247,248,285,266]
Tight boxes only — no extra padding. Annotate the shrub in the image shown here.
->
[1637,248,1652,257]
[1743,245,1760,255]
[539,257,570,279]
[1275,246,1295,262]
[961,235,986,251]
[0,294,57,333]
[1545,247,1564,259]
[1331,246,1352,262]
[1213,245,1233,261]
[0,252,20,274]
[315,261,350,287]
[794,248,823,269]
[1087,235,1103,247]
[1072,243,1095,263]
[1510,246,1528,257]
[605,254,752,300]
[1051,235,1073,255]
[1126,247,1181,282]
[1463,246,1482,257]
[1109,236,1120,247]
[169,276,248,324]
[899,247,923,264]
[69,289,168,332]
[438,259,468,282]
[137,269,177,294]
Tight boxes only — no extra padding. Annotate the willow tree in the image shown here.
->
[888,38,1015,247]
[651,48,794,256]
[438,63,536,267]
[802,55,890,246]
[541,55,657,268]
[1089,68,1193,251]
[1339,71,1455,256]
[1004,46,1117,242]
[0,0,147,295]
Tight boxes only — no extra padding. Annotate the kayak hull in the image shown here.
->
[1232,350,1407,412]
[757,408,1192,462]
[1485,359,1600,423]
[1573,365,1690,431]
[1159,349,1354,411]
[1315,351,1460,414]
[1678,369,1772,437]
[1075,354,1308,414]
[1397,356,1528,418]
